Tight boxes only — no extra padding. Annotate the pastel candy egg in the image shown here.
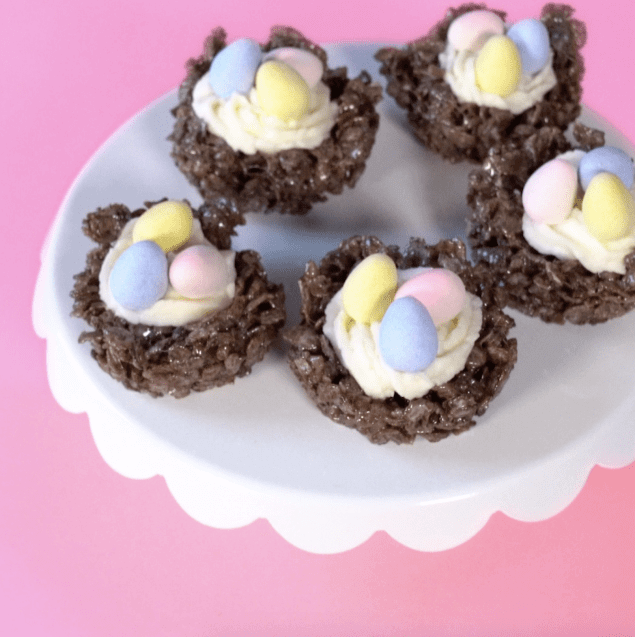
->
[582,172,635,242]
[394,269,466,326]
[169,245,232,299]
[264,47,323,88]
[255,60,311,122]
[522,158,578,224]
[579,146,635,191]
[109,241,168,311]
[506,18,551,75]
[342,254,398,325]
[474,35,522,97]
[378,297,439,373]
[208,38,262,99]
[132,200,193,253]
[447,10,505,52]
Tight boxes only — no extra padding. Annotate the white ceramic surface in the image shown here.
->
[33,43,635,553]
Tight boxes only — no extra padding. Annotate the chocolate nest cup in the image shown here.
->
[375,3,586,163]
[467,123,635,324]
[284,236,517,444]
[71,200,286,398]
[170,27,382,216]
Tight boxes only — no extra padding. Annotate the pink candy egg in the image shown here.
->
[522,158,578,224]
[264,47,323,88]
[169,245,231,299]
[394,269,466,326]
[447,10,505,52]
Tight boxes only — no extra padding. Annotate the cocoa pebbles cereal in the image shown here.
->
[71,199,285,398]
[170,27,382,216]
[375,4,585,163]
[467,124,635,324]
[285,236,517,444]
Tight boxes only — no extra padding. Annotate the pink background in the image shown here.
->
[5,0,635,634]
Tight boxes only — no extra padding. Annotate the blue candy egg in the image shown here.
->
[579,146,635,191]
[378,297,439,373]
[207,38,262,99]
[109,241,168,311]
[507,18,550,75]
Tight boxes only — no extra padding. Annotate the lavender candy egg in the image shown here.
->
[378,297,438,373]
[263,47,323,88]
[208,38,262,99]
[579,146,635,191]
[507,18,551,75]
[169,245,232,299]
[109,241,168,311]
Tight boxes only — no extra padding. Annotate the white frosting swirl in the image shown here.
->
[99,218,235,326]
[522,150,635,274]
[438,42,557,114]
[191,76,337,155]
[322,268,483,400]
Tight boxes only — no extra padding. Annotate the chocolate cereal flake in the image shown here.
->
[284,236,517,444]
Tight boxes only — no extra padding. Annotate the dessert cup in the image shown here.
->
[71,199,286,397]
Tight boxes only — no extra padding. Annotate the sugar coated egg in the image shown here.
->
[522,158,578,224]
[394,269,466,326]
[208,38,262,99]
[109,241,168,311]
[506,18,550,75]
[342,253,398,325]
[579,146,635,191]
[255,60,311,121]
[474,35,521,97]
[169,245,232,299]
[378,297,438,373]
[264,47,323,88]
[447,10,505,52]
[582,172,635,242]
[132,200,193,253]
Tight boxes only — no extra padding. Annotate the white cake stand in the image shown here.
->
[33,44,635,553]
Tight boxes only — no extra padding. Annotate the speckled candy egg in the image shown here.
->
[264,47,323,88]
[109,240,168,311]
[579,146,635,191]
[378,297,439,373]
[582,172,635,242]
[342,254,398,325]
[474,35,522,97]
[132,200,193,253]
[208,38,262,99]
[506,18,551,75]
[255,60,311,121]
[447,10,505,52]
[522,158,578,224]
[169,245,233,299]
[394,269,466,326]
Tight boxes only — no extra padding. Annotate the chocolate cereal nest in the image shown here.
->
[375,3,586,163]
[284,236,517,444]
[467,124,635,324]
[71,200,286,398]
[170,27,382,216]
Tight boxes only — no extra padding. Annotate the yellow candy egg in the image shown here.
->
[255,60,310,122]
[342,254,398,325]
[474,35,522,98]
[132,200,193,253]
[582,172,635,242]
